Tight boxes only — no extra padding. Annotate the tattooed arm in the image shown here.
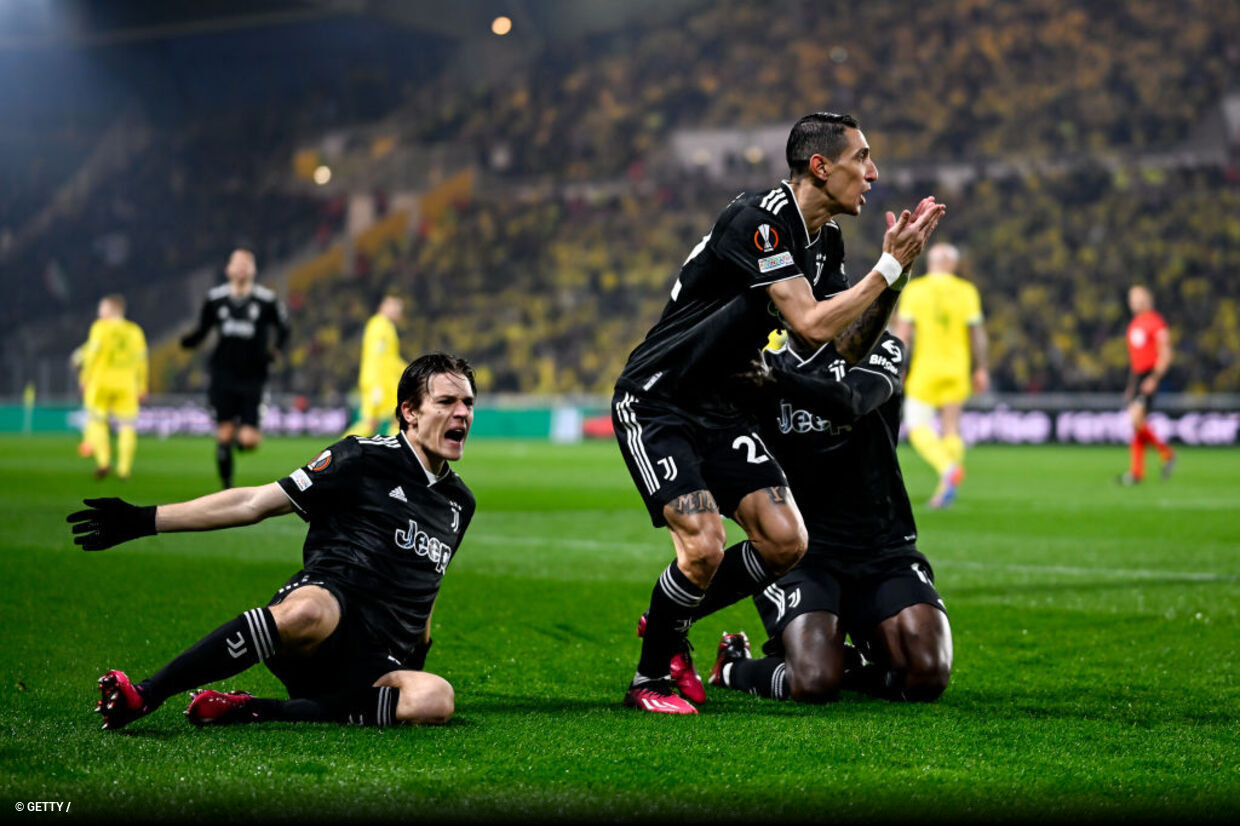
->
[832,287,901,364]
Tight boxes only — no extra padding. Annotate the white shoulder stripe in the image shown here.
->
[357,435,401,448]
[759,189,789,215]
[207,284,231,299]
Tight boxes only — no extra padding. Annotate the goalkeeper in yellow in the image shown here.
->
[893,243,989,509]
[346,295,406,437]
[80,294,148,480]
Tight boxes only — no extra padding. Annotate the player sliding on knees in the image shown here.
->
[710,331,952,704]
[67,353,477,730]
[612,112,945,713]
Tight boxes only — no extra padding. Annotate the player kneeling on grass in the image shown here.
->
[710,332,952,703]
[67,353,477,730]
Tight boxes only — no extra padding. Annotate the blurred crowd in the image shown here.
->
[417,0,1240,179]
[7,0,1239,399]
[268,161,1238,399]
[5,110,337,336]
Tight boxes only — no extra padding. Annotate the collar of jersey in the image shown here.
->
[780,180,828,247]
[397,430,451,486]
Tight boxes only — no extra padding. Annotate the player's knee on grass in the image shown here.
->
[380,671,454,724]
[269,587,341,653]
[783,612,845,704]
[881,605,952,702]
[787,659,842,704]
[899,629,951,702]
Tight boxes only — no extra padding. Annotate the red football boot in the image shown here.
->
[95,670,156,731]
[623,679,698,714]
[708,632,751,687]
[185,690,259,726]
[636,612,706,703]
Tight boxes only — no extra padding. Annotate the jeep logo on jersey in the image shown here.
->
[753,223,779,252]
[394,518,452,574]
[308,450,332,472]
[777,402,852,436]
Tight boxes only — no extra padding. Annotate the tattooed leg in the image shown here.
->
[690,486,807,622]
[834,288,901,364]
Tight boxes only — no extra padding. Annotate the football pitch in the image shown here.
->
[2,435,1238,823]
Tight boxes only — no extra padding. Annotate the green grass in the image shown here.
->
[2,435,1238,823]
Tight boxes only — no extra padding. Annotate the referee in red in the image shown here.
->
[1119,285,1175,484]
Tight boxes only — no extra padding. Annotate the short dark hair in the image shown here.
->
[394,352,477,429]
[786,112,860,175]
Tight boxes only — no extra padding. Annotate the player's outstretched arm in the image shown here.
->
[68,483,293,550]
[769,198,945,350]
[179,299,214,349]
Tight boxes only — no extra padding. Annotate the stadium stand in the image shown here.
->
[5,0,1239,400]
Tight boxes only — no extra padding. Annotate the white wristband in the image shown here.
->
[874,252,903,287]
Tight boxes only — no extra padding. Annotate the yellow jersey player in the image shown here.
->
[893,243,989,508]
[346,295,406,436]
[80,295,148,480]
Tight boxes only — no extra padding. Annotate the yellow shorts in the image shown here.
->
[359,386,397,424]
[906,372,970,408]
[85,384,140,422]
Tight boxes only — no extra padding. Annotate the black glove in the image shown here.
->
[67,497,157,551]
[409,638,433,671]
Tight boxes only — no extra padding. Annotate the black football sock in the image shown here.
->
[722,656,789,700]
[634,563,705,683]
[215,441,233,488]
[139,608,279,705]
[691,541,776,622]
[248,686,401,727]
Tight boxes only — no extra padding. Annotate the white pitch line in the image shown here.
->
[933,559,1235,582]
[465,533,1237,581]
[265,519,1237,582]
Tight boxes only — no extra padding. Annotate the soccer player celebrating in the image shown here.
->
[1119,285,1175,484]
[346,294,407,437]
[68,353,476,730]
[892,243,988,508]
[612,112,945,714]
[710,331,952,704]
[79,295,148,480]
[180,247,289,488]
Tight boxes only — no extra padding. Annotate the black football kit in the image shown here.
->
[613,182,849,525]
[181,283,289,425]
[751,332,946,653]
[269,432,476,695]
[71,429,476,729]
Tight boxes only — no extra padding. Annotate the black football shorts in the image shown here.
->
[209,379,264,427]
[1125,370,1158,410]
[263,570,408,699]
[612,389,789,527]
[754,548,946,657]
